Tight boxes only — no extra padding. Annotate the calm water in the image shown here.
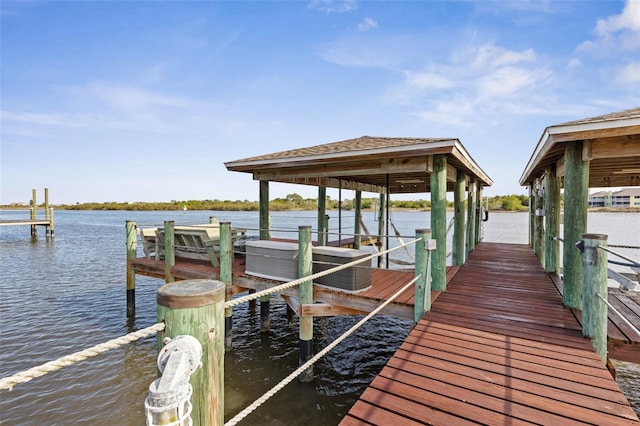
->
[0,209,638,424]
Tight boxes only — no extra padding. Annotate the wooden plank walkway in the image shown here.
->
[341,242,640,425]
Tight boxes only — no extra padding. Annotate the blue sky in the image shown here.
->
[1,0,638,205]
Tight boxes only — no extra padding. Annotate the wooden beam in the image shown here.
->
[446,164,457,182]
[300,303,369,317]
[281,294,299,316]
[254,156,433,181]
[271,176,386,194]
[590,136,640,159]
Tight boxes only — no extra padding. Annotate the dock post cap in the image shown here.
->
[157,279,225,309]
[581,233,608,240]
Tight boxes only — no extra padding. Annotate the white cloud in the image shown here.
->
[578,0,640,53]
[85,83,194,111]
[404,71,457,90]
[477,66,551,99]
[616,61,640,84]
[358,17,378,32]
[469,45,536,70]
[308,0,357,13]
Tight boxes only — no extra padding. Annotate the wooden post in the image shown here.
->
[466,180,477,256]
[534,178,545,266]
[528,186,535,247]
[563,141,589,309]
[157,279,225,426]
[259,180,270,240]
[44,187,49,221]
[475,185,483,245]
[259,295,270,333]
[377,193,386,268]
[453,170,466,265]
[544,165,560,274]
[298,225,313,382]
[31,188,36,237]
[164,221,175,284]
[414,229,433,323]
[49,208,55,238]
[126,220,137,317]
[220,222,233,352]
[580,234,608,363]
[354,190,362,249]
[317,187,327,246]
[431,154,447,291]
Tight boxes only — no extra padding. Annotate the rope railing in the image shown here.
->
[0,322,165,391]
[225,238,421,309]
[225,273,421,426]
[596,292,640,336]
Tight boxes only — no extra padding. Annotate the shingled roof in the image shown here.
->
[520,107,640,188]
[225,136,492,194]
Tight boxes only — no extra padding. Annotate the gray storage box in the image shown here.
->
[312,246,372,292]
[245,240,298,281]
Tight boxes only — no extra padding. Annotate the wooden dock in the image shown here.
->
[341,242,640,425]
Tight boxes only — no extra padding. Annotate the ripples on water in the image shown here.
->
[0,210,638,424]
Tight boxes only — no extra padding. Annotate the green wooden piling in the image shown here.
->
[528,186,535,247]
[563,141,589,309]
[580,234,608,363]
[544,165,560,274]
[298,225,314,382]
[475,185,483,245]
[534,178,545,266]
[126,220,137,317]
[354,190,362,249]
[377,193,386,267]
[259,295,270,333]
[164,221,175,284]
[317,187,327,246]
[220,222,233,352]
[31,189,37,237]
[431,154,447,291]
[49,208,55,238]
[453,170,466,265]
[466,180,477,256]
[157,279,225,426]
[44,187,49,221]
[414,229,433,323]
[259,181,270,240]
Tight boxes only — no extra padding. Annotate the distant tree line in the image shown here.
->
[3,193,531,212]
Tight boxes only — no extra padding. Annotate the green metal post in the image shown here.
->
[157,279,225,426]
[431,154,447,291]
[126,220,137,317]
[453,170,466,265]
[580,234,608,363]
[298,225,313,382]
[563,141,589,309]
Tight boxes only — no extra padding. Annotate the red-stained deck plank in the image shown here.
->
[340,242,640,426]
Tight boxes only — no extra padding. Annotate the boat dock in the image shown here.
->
[0,188,55,237]
[341,242,640,425]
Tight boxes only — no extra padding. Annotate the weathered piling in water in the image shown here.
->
[31,189,37,237]
[317,187,327,246]
[431,154,447,291]
[580,233,608,363]
[563,140,589,309]
[164,221,175,284]
[220,222,233,352]
[414,229,434,324]
[126,220,137,317]
[544,165,560,274]
[298,225,313,382]
[157,279,225,426]
[453,171,466,266]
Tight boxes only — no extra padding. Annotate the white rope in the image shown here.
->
[225,238,420,309]
[596,292,640,336]
[225,274,421,426]
[0,322,165,391]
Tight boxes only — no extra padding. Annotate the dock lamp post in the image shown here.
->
[145,335,203,426]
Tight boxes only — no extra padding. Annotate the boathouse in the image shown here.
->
[519,106,640,362]
[225,136,493,283]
